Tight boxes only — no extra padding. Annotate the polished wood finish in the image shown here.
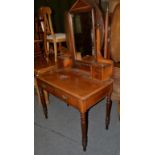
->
[69,7,96,60]
[80,112,87,151]
[57,54,73,69]
[36,1,114,151]
[34,77,49,105]
[104,7,109,59]
[106,92,112,129]
[67,0,114,71]
[39,86,48,119]
[91,62,113,81]
[37,68,113,150]
[68,0,107,63]
[111,67,120,116]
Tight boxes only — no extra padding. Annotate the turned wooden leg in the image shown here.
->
[45,42,50,62]
[105,93,112,130]
[118,99,120,120]
[43,90,49,105]
[34,78,41,104]
[53,42,57,62]
[80,112,87,151]
[35,78,49,105]
[39,87,48,119]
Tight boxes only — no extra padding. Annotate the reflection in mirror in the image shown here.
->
[72,11,95,61]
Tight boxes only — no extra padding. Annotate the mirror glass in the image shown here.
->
[71,11,95,61]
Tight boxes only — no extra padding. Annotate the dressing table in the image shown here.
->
[36,0,114,151]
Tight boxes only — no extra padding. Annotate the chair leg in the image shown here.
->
[34,78,41,104]
[43,90,49,105]
[53,42,57,62]
[39,87,48,119]
[45,42,50,62]
[34,78,49,105]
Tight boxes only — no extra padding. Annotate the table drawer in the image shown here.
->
[54,88,82,111]
[54,89,71,102]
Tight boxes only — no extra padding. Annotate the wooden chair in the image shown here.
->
[39,7,67,62]
[34,43,51,105]
[34,14,56,105]
[34,15,43,56]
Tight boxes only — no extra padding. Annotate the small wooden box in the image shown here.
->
[91,63,113,81]
[57,55,73,69]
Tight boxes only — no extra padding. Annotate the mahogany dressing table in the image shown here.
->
[36,0,114,151]
[37,67,113,151]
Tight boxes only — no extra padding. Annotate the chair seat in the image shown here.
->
[47,33,66,41]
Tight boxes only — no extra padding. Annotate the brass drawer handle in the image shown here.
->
[62,95,68,100]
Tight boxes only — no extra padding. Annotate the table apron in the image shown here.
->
[37,79,113,113]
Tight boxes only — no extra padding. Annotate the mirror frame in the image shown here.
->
[68,2,96,62]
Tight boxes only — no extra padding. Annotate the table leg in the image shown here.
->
[39,87,48,119]
[43,90,49,105]
[80,112,87,151]
[105,93,112,129]
[34,78,41,104]
[118,99,120,121]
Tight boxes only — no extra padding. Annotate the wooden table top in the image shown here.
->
[38,68,113,100]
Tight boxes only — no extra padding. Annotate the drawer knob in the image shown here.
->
[62,95,68,100]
